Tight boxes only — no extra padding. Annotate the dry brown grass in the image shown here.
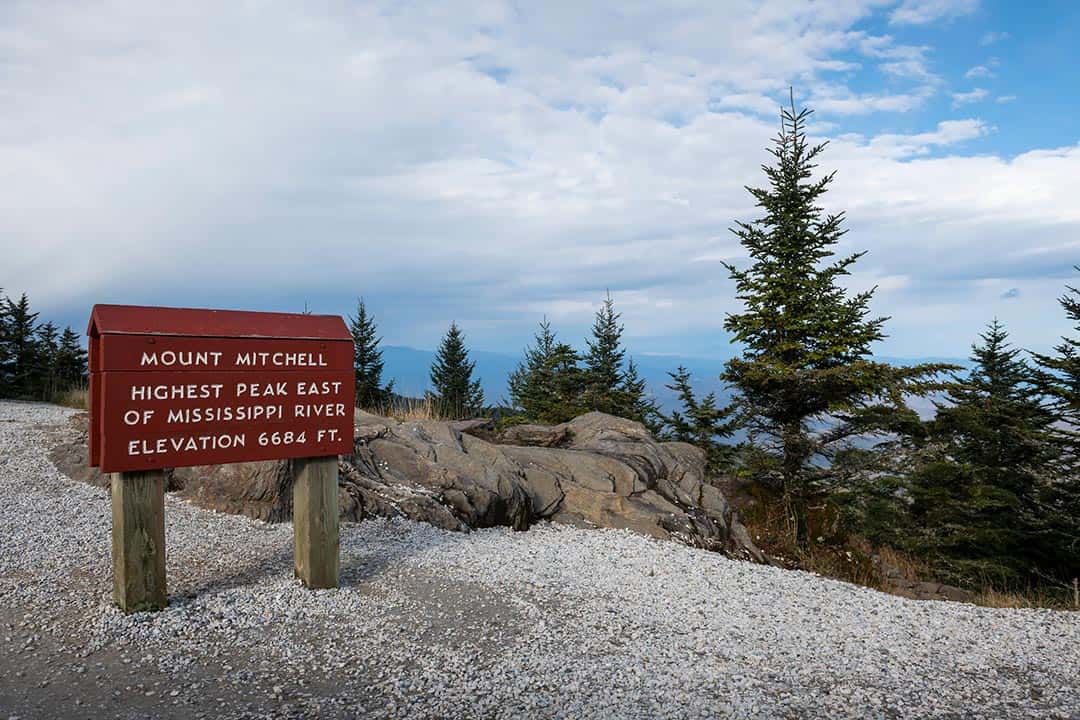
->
[971,577,1079,610]
[52,384,88,410]
[974,589,1040,609]
[875,544,930,582]
[366,396,445,423]
[737,493,883,589]
[736,485,1076,610]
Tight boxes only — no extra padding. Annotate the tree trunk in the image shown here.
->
[782,422,810,548]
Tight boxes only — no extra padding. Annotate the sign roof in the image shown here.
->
[87,304,351,341]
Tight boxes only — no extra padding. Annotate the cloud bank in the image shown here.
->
[0,0,1075,359]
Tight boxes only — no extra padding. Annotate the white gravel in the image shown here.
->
[1,400,1078,719]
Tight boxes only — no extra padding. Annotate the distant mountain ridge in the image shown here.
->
[382,345,969,414]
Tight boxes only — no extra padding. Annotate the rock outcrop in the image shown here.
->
[50,411,764,562]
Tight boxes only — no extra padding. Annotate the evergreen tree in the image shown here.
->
[0,292,84,400]
[1031,272,1080,459]
[721,94,950,545]
[1030,275,1080,584]
[55,326,88,389]
[0,290,10,396]
[583,292,626,415]
[3,293,42,399]
[508,319,557,417]
[511,296,654,426]
[508,320,587,424]
[430,322,484,419]
[662,366,736,472]
[907,320,1064,588]
[663,366,698,444]
[36,321,60,399]
[348,298,393,409]
[619,357,662,433]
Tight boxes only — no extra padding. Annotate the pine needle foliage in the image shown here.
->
[662,365,736,472]
[429,322,484,420]
[1029,274,1080,584]
[583,292,626,415]
[507,319,587,424]
[508,295,658,428]
[721,93,953,544]
[907,320,1066,588]
[0,290,86,401]
[55,326,88,389]
[3,293,44,399]
[620,357,662,432]
[36,321,59,398]
[1031,270,1080,461]
[0,290,9,397]
[348,297,394,409]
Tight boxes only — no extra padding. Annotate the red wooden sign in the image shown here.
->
[88,305,355,473]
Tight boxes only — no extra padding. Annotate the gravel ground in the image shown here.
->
[0,400,1077,720]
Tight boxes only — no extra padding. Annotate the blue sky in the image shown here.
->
[832,1,1079,155]
[1,0,1078,361]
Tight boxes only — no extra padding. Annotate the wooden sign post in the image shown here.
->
[110,469,167,612]
[88,305,355,611]
[292,456,340,589]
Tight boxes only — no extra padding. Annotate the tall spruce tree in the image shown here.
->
[36,321,60,399]
[508,319,557,417]
[55,326,88,389]
[619,357,661,432]
[1030,275,1080,584]
[721,94,950,544]
[0,290,10,396]
[662,366,736,472]
[4,293,42,399]
[430,322,484,420]
[583,292,627,415]
[1032,272,1080,458]
[508,319,586,424]
[348,298,393,409]
[907,320,1064,588]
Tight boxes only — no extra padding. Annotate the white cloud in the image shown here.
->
[889,0,979,25]
[980,31,1010,46]
[849,119,989,158]
[964,65,994,79]
[858,34,938,81]
[0,0,1075,359]
[842,270,913,295]
[996,94,1017,103]
[711,93,782,116]
[951,87,988,106]
[810,84,933,115]
[880,60,933,80]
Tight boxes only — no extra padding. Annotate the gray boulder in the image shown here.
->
[344,411,762,561]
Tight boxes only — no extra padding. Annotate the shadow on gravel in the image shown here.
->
[171,519,466,598]
[340,556,392,588]
[169,544,296,600]
[338,522,461,590]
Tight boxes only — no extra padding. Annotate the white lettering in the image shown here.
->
[126,433,247,456]
[230,351,328,367]
[165,405,283,424]
[138,350,222,368]
[129,383,224,401]
[296,380,343,396]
